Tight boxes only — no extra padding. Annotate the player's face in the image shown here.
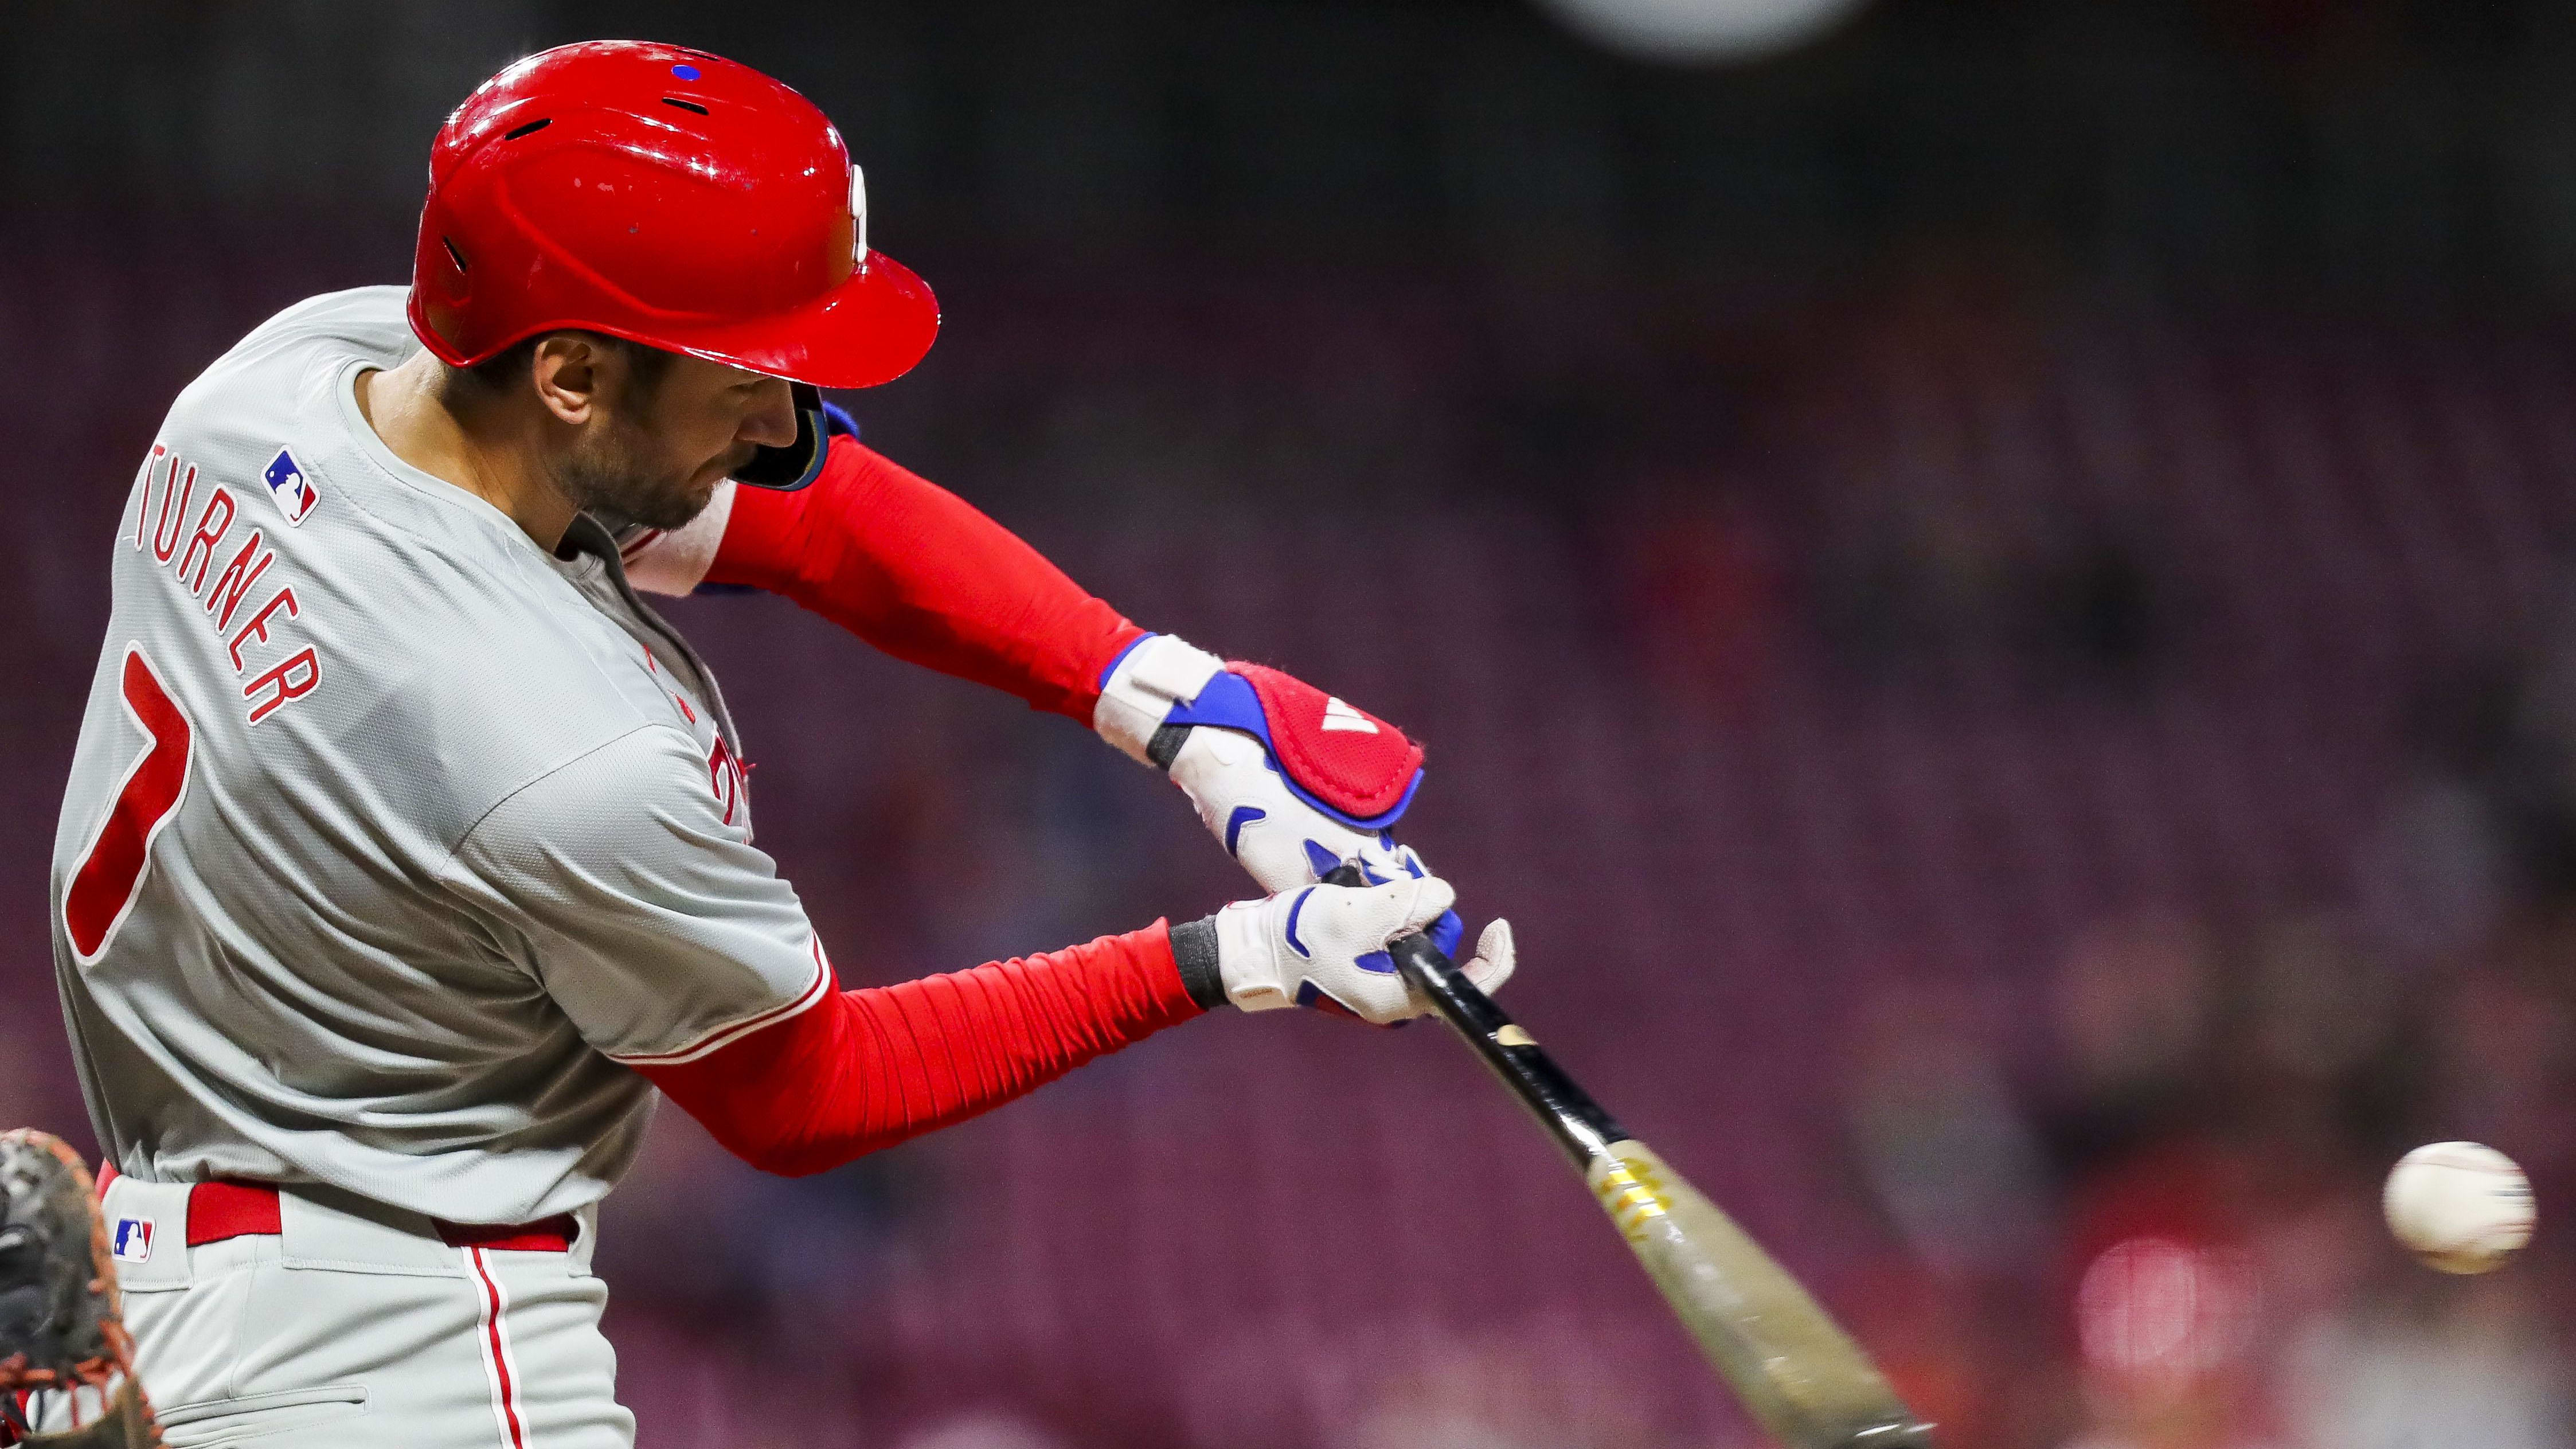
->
[556,353,799,531]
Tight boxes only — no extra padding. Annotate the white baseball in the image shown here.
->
[2383,1142,2536,1275]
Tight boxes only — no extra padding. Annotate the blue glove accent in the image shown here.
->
[1353,948,1397,975]
[1299,838,1397,884]
[1163,671,1420,831]
[1096,632,1155,691]
[1162,669,1266,731]
[1282,887,1315,958]
[1295,980,1379,1018]
[1301,838,1342,880]
[1224,806,1268,857]
[1428,909,1464,959]
[820,399,861,438]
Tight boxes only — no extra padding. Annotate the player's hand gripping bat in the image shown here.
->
[1324,864,1934,1449]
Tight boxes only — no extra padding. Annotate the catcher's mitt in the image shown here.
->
[0,1131,158,1448]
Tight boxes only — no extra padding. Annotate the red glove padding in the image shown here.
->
[709,436,1146,725]
[640,923,1200,1177]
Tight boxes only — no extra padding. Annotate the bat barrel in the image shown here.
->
[1330,865,1938,1449]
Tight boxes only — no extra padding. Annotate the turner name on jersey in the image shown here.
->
[132,442,324,726]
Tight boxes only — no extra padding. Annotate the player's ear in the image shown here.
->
[529,333,604,426]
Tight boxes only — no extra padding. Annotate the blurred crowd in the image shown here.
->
[7,234,2571,1447]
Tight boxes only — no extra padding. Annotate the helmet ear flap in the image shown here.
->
[732,382,830,490]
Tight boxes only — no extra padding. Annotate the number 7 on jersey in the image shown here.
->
[65,646,195,965]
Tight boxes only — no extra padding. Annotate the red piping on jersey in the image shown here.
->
[639,920,1200,1177]
[707,436,1146,726]
[609,939,835,1067]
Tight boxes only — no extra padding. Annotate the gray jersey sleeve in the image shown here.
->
[442,722,830,1067]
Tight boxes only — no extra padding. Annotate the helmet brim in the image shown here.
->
[664,249,939,390]
[411,248,940,392]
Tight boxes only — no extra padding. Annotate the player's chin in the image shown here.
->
[615,472,726,533]
[679,454,746,506]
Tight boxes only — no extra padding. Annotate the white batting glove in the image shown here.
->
[1097,634,1465,956]
[1165,722,1434,885]
[1172,875,1516,1026]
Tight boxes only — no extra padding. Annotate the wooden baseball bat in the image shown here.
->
[1327,865,1934,1449]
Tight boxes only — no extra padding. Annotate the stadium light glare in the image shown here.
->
[1532,0,1873,64]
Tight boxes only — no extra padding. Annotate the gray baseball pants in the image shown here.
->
[59,1176,634,1448]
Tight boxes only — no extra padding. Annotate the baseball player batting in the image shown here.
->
[2,40,1512,1448]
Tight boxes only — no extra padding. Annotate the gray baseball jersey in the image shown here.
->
[50,286,830,1225]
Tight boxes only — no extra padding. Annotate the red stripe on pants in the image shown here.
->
[467,1248,529,1449]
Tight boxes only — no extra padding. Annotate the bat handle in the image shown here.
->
[1322,861,1630,1165]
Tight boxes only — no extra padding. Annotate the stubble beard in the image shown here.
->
[552,415,718,533]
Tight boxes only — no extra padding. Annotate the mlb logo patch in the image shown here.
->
[111,1217,153,1263]
[262,448,320,526]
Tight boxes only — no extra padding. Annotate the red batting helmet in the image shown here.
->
[408,40,937,392]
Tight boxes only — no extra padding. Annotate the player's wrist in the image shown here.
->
[1092,633,1225,765]
[1209,897,1295,1012]
[1168,913,1228,1011]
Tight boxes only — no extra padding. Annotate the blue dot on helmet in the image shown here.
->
[671,64,701,81]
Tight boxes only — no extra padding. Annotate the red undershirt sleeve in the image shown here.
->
[636,920,1201,1177]
[707,437,1147,725]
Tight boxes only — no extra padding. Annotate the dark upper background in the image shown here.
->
[22,0,2576,288]
[6,3,2576,1447]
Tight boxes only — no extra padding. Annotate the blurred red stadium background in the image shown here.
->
[6,2,2574,1445]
